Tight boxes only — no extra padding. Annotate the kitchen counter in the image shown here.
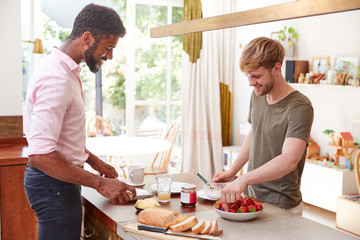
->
[82,173,357,240]
[0,138,37,240]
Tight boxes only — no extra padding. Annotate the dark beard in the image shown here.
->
[84,42,99,73]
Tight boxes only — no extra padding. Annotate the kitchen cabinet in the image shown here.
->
[301,161,358,212]
[0,138,36,240]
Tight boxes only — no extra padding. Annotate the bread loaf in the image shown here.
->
[165,215,190,228]
[191,219,205,234]
[137,208,179,227]
[200,220,212,234]
[170,216,198,232]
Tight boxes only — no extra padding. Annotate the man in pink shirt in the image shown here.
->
[24,4,135,239]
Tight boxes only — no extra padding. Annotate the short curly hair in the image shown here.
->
[240,37,284,74]
[69,3,125,41]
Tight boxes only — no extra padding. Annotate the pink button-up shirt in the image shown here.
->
[24,47,89,165]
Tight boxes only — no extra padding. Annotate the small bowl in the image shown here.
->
[203,182,227,199]
[213,205,262,221]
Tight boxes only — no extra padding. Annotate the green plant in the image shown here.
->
[277,26,298,47]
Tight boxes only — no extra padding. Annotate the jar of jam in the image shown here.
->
[180,184,197,207]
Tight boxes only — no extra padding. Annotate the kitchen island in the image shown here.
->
[82,173,357,240]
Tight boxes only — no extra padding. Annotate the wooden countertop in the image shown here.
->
[82,173,357,240]
[0,138,28,166]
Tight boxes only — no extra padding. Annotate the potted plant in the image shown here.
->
[276,26,298,57]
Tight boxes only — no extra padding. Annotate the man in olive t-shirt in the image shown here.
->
[213,37,313,214]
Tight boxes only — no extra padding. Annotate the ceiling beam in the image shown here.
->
[150,0,360,38]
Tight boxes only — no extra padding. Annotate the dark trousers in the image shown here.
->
[24,165,82,240]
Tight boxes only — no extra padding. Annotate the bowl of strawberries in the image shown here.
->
[213,195,263,221]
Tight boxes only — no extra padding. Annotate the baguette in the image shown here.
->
[200,220,212,234]
[137,208,179,227]
[191,219,205,234]
[165,215,190,228]
[170,216,198,232]
[209,219,218,234]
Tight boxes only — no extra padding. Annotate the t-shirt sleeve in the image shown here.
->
[285,101,314,144]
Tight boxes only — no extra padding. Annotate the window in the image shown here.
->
[125,0,183,137]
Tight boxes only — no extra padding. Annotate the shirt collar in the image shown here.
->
[52,47,81,73]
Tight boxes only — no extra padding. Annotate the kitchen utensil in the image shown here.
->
[196,172,213,189]
[129,194,154,202]
[138,224,221,240]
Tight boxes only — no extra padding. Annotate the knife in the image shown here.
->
[129,194,154,202]
[138,224,221,240]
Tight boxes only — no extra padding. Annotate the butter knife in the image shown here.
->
[129,194,154,202]
[138,224,221,240]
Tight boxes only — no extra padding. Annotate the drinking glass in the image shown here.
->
[155,174,172,202]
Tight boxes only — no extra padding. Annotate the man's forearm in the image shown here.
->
[28,151,102,189]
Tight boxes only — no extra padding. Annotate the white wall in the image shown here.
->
[232,7,360,158]
[0,0,23,116]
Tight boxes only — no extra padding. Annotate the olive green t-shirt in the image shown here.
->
[247,90,314,209]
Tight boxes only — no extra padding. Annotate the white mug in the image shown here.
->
[128,165,144,184]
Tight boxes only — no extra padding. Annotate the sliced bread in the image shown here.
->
[170,216,198,232]
[200,220,212,234]
[165,215,190,228]
[191,219,205,234]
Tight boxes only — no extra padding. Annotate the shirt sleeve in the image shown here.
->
[27,74,71,155]
[286,101,314,144]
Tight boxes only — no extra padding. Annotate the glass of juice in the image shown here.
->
[155,174,172,202]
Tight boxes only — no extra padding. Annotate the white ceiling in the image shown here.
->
[41,0,120,28]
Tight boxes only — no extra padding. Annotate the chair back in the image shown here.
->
[87,116,113,137]
[355,151,360,194]
[146,123,179,175]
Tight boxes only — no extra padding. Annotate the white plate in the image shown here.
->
[127,182,145,187]
[213,205,262,221]
[151,182,187,193]
[197,189,218,201]
[135,188,149,196]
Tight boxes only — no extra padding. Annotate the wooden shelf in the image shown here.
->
[150,0,360,38]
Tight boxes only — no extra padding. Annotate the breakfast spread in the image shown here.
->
[137,207,223,236]
[135,198,160,209]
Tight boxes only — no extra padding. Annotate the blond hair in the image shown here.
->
[240,37,285,74]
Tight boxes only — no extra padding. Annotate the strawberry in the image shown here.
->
[229,209,236,213]
[235,198,243,206]
[230,203,239,211]
[237,206,247,213]
[248,205,257,212]
[244,197,255,206]
[255,203,263,211]
[214,200,223,210]
[240,202,248,208]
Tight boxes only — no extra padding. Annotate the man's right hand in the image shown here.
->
[213,170,235,183]
[96,178,136,205]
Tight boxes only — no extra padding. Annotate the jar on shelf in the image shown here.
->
[180,184,197,207]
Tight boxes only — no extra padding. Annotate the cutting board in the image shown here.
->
[123,222,200,240]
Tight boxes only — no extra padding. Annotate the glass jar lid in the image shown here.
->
[181,184,196,190]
